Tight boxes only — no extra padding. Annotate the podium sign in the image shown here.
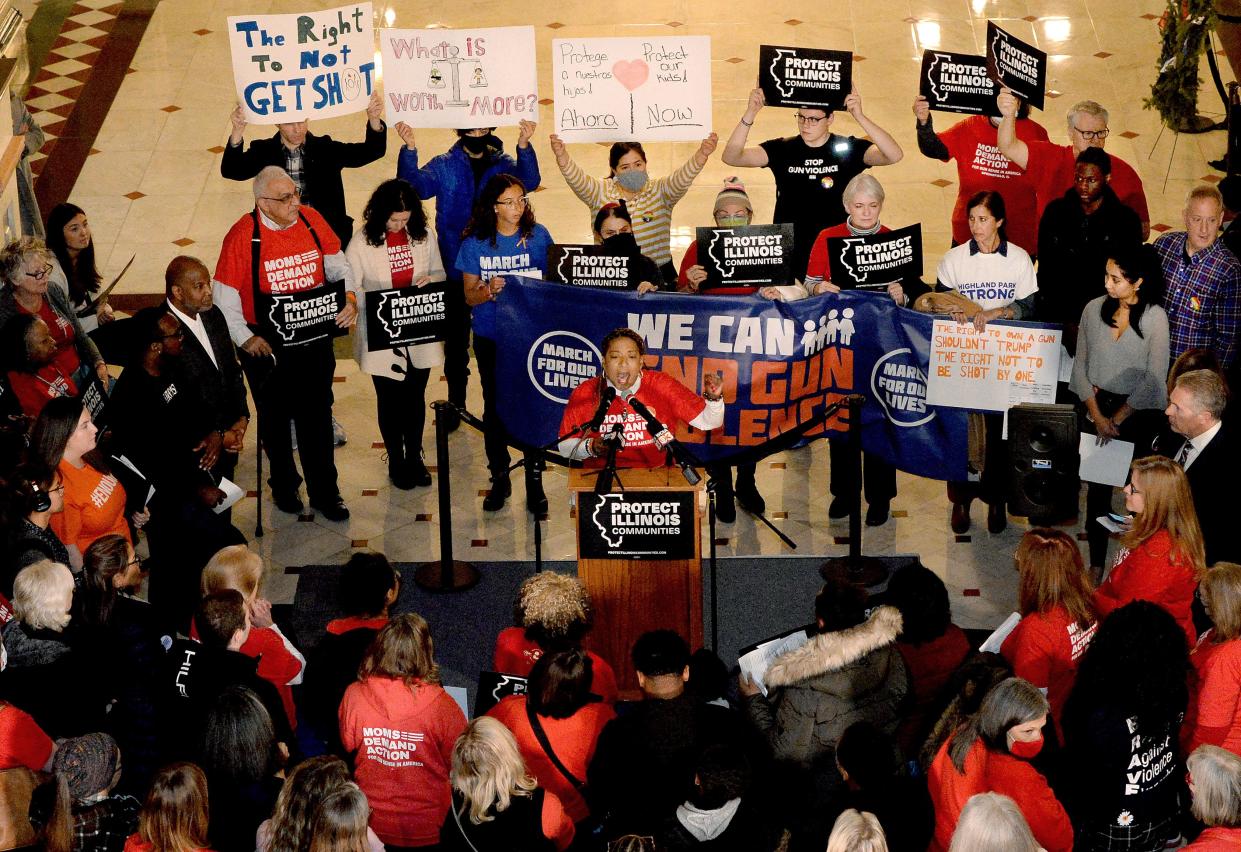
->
[578,491,696,559]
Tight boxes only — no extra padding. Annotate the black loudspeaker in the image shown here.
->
[1007,403,1080,520]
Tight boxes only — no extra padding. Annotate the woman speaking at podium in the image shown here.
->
[557,328,724,467]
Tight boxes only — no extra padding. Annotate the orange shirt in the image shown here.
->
[51,458,130,553]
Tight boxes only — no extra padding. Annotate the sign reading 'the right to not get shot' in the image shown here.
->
[925,320,1061,412]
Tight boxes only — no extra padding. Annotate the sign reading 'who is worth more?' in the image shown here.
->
[380,26,537,129]
[228,3,375,123]
[553,37,712,142]
[759,45,852,112]
[986,22,1047,110]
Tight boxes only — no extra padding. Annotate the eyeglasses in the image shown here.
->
[25,264,53,280]
[127,556,143,568]
[495,197,528,208]
[795,113,827,125]
[261,189,301,204]
[161,328,185,340]
[49,484,64,494]
[1072,125,1109,140]
[1122,482,1141,495]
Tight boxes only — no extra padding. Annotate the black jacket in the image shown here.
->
[440,787,556,852]
[169,304,250,435]
[1182,419,1241,565]
[302,626,380,756]
[220,122,387,245]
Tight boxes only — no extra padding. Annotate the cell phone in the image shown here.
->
[1108,512,1129,523]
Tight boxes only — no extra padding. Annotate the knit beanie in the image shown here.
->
[713,177,751,216]
[53,732,119,801]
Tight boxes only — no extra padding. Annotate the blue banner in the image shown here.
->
[495,279,968,481]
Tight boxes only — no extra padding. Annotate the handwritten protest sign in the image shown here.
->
[759,45,852,111]
[925,319,1061,412]
[228,3,375,123]
[553,37,712,142]
[695,224,794,288]
[827,224,923,290]
[546,245,637,289]
[920,50,998,116]
[986,22,1047,110]
[380,26,537,129]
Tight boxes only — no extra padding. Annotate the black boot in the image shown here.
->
[735,467,766,515]
[483,474,511,511]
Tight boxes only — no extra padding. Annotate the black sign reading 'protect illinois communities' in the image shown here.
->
[695,224,794,288]
[827,223,924,290]
[363,283,448,352]
[260,280,348,347]
[758,45,852,112]
[920,50,999,116]
[578,491,696,560]
[546,245,637,290]
[986,21,1047,111]
[473,672,528,717]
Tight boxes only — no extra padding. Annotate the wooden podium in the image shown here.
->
[569,467,704,695]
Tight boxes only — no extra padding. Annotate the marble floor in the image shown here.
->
[40,0,1231,629]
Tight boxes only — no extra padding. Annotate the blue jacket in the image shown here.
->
[396,141,540,279]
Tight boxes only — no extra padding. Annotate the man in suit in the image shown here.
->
[165,255,250,496]
[1166,368,1239,565]
[221,92,387,246]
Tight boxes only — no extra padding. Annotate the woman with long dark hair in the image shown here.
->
[345,179,444,490]
[46,203,111,333]
[258,755,384,852]
[1060,601,1188,850]
[455,174,554,512]
[123,762,212,852]
[1070,241,1169,573]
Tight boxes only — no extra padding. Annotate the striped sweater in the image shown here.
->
[557,154,705,267]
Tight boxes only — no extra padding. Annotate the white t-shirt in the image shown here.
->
[935,240,1038,311]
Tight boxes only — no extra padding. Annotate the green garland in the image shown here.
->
[1144,0,1216,129]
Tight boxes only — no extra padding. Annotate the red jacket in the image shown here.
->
[1095,529,1198,648]
[928,736,1073,852]
[1188,636,1241,757]
[894,626,970,755]
[1184,826,1241,849]
[492,627,620,705]
[340,676,467,847]
[486,694,615,823]
[1001,607,1097,733]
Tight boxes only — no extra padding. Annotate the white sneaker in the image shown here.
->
[290,420,297,451]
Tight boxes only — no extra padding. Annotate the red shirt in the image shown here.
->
[804,223,891,285]
[18,298,81,379]
[7,366,76,419]
[928,737,1073,852]
[895,626,971,754]
[1185,827,1241,850]
[676,242,759,296]
[124,839,211,852]
[1188,637,1241,756]
[0,703,53,771]
[339,676,466,847]
[327,615,389,635]
[1095,529,1198,648]
[1001,606,1098,732]
[937,115,1049,254]
[559,372,708,469]
[241,626,303,730]
[213,206,341,324]
[1024,141,1149,228]
[492,626,620,705]
[486,694,616,823]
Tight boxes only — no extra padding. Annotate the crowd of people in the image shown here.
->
[0,25,1240,850]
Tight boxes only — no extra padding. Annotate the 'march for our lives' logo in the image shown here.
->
[870,348,934,427]
[526,331,602,403]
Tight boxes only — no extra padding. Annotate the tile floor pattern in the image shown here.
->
[25,0,125,177]
[57,0,1232,628]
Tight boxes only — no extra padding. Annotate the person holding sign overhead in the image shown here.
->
[722,85,903,280]
[549,133,717,285]
[456,175,554,513]
[212,166,358,522]
[345,179,445,492]
[933,190,1038,535]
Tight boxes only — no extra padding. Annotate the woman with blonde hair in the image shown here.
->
[1094,456,1205,647]
[1001,529,1097,734]
[1185,745,1241,848]
[1187,563,1241,756]
[339,612,466,850]
[948,793,1041,852]
[826,809,888,852]
[122,763,211,852]
[200,544,304,729]
[258,755,383,852]
[441,716,573,851]
[306,784,372,852]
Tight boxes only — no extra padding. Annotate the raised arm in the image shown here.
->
[549,134,605,207]
[995,89,1029,170]
[913,96,951,161]
[721,88,770,168]
[847,87,902,166]
[394,122,440,199]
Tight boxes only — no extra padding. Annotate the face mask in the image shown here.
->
[1009,734,1044,759]
[461,134,498,156]
[602,232,639,255]
[716,214,750,228]
[615,170,649,192]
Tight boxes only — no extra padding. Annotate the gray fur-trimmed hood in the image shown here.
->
[764,606,903,689]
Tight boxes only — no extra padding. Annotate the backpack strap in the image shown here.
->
[525,698,587,792]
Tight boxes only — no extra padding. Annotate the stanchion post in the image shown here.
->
[415,401,480,592]
[708,478,719,653]
[847,394,862,563]
[254,406,264,539]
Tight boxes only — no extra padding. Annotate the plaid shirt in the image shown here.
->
[72,794,140,852]
[283,144,307,202]
[1153,231,1241,368]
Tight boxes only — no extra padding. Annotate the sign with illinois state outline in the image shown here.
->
[578,491,695,559]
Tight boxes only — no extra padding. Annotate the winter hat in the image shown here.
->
[53,732,119,801]
[713,177,751,216]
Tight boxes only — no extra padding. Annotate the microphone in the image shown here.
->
[627,398,701,486]
[594,422,624,494]
[583,386,617,434]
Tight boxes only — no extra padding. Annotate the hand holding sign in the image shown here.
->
[985,22,1047,110]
